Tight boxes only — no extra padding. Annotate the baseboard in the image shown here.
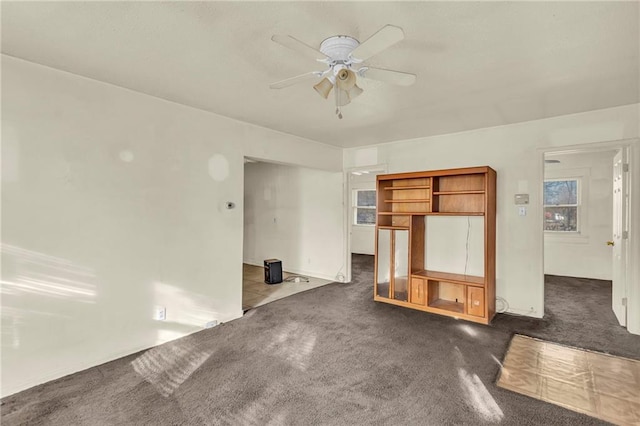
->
[243,259,339,282]
[2,342,160,398]
[505,307,544,319]
[1,309,244,398]
[544,273,612,282]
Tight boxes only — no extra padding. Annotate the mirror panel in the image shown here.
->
[393,230,409,301]
[376,229,391,298]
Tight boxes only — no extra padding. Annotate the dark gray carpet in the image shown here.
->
[493,274,640,360]
[2,255,638,425]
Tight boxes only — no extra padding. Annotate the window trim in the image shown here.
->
[543,166,591,244]
[353,189,376,226]
[543,177,581,234]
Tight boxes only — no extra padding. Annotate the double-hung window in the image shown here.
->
[353,189,376,226]
[543,179,580,232]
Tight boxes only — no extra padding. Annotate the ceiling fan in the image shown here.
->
[270,25,416,119]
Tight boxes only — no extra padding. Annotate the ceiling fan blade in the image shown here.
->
[350,25,404,61]
[272,35,328,61]
[359,67,416,86]
[270,72,322,89]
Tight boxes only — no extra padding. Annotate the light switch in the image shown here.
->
[518,206,527,216]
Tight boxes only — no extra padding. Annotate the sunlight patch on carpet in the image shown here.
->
[265,321,317,371]
[131,340,213,397]
[457,323,479,338]
[497,334,640,425]
[458,368,504,422]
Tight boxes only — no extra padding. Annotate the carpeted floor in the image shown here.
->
[493,274,640,360]
[2,255,639,425]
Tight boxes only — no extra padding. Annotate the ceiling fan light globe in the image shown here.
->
[347,84,363,101]
[336,69,357,91]
[313,78,334,99]
[335,87,351,106]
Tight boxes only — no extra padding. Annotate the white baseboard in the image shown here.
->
[505,307,544,318]
[2,309,244,398]
[2,342,158,398]
[243,259,339,282]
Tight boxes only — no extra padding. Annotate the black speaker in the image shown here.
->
[264,259,283,285]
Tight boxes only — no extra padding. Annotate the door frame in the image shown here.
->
[343,164,387,283]
[537,138,640,335]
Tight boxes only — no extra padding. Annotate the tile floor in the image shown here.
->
[242,263,333,310]
[497,334,640,425]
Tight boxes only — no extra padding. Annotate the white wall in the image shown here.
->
[243,162,344,281]
[426,216,485,277]
[344,104,640,322]
[1,56,342,397]
[349,173,377,255]
[544,151,615,280]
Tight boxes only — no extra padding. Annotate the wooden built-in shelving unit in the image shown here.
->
[374,166,497,325]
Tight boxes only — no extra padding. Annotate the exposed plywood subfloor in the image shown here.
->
[242,264,333,310]
[497,334,640,425]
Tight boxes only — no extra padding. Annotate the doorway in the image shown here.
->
[541,144,631,333]
[242,158,342,310]
[345,165,387,283]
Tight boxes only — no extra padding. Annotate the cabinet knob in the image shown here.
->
[607,241,615,246]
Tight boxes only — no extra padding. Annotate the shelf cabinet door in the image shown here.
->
[467,287,485,317]
[375,228,410,301]
[410,278,426,305]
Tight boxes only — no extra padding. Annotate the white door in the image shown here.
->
[611,150,628,326]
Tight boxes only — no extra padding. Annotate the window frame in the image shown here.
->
[353,189,376,226]
[543,177,581,234]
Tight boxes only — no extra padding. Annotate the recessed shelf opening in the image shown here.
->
[428,280,464,314]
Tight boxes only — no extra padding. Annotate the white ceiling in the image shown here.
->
[2,2,638,148]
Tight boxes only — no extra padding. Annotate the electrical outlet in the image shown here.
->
[154,306,166,321]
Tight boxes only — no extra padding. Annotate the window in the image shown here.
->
[354,189,376,225]
[544,179,580,232]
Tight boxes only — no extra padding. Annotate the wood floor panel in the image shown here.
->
[498,334,640,425]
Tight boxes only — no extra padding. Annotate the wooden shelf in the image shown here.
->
[378,212,429,216]
[433,190,485,195]
[372,296,490,324]
[383,185,430,190]
[384,199,430,203]
[427,212,484,216]
[375,166,496,325]
[379,212,484,216]
[429,299,464,314]
[412,270,485,287]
